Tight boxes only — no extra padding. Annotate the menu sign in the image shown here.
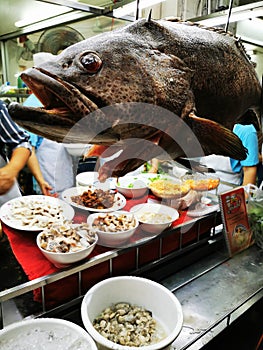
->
[218,186,254,256]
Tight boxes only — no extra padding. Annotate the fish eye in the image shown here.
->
[80,52,102,73]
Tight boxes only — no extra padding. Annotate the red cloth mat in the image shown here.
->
[2,195,150,278]
[2,194,192,306]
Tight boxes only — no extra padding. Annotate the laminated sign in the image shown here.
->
[218,186,254,256]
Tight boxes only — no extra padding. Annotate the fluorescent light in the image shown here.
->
[113,0,165,18]
[15,5,72,27]
[190,1,263,27]
[196,7,263,26]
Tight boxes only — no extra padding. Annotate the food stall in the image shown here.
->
[0,1,263,349]
[0,171,262,349]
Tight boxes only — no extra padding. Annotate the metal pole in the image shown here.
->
[225,0,234,32]
[136,0,140,20]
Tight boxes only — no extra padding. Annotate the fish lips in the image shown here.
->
[20,67,99,123]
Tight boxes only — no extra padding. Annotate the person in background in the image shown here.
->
[0,99,31,204]
[23,94,74,197]
[200,110,260,193]
[144,158,160,174]
[26,147,54,196]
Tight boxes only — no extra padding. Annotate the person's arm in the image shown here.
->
[148,158,159,173]
[236,124,259,187]
[0,147,30,195]
[242,165,258,186]
[27,148,57,197]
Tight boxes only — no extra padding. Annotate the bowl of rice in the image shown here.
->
[130,203,179,234]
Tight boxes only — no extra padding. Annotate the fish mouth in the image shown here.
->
[20,67,101,125]
[9,67,116,142]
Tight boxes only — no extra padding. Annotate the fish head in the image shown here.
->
[9,19,194,143]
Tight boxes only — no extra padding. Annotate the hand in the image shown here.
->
[39,180,58,197]
[172,190,202,210]
[0,164,19,195]
[147,166,158,174]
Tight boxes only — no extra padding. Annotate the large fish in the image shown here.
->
[9,17,261,179]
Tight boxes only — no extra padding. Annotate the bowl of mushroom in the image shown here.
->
[81,276,183,350]
[36,222,98,268]
[87,211,139,247]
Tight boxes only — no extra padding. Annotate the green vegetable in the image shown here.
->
[247,200,263,248]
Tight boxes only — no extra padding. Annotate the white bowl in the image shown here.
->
[87,211,139,247]
[36,224,98,268]
[63,143,90,157]
[76,171,99,186]
[76,172,117,190]
[81,276,183,350]
[116,176,148,198]
[130,203,179,234]
[0,318,98,350]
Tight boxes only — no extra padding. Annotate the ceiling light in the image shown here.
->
[113,0,165,18]
[190,1,263,27]
[15,5,72,27]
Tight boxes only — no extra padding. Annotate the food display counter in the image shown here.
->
[0,192,262,349]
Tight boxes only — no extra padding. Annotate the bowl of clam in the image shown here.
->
[81,276,183,350]
[36,221,98,268]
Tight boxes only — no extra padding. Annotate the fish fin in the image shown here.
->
[176,158,215,173]
[186,113,247,160]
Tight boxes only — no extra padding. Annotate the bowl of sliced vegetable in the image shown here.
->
[116,176,149,198]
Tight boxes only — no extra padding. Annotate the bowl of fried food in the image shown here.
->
[148,179,190,199]
[87,211,139,247]
[81,276,183,350]
[182,173,220,192]
[62,186,126,213]
[36,222,98,268]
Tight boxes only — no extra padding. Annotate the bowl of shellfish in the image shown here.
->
[36,222,98,268]
[87,211,139,247]
[81,276,183,350]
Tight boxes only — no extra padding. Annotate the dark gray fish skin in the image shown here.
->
[8,18,261,177]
